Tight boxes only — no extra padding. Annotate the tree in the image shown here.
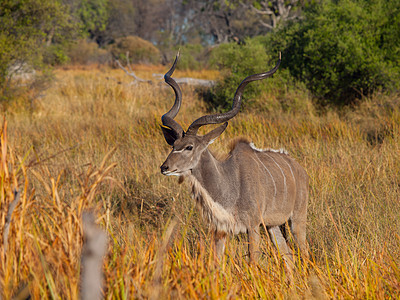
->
[92,0,136,45]
[64,0,109,42]
[185,0,269,44]
[92,0,189,49]
[267,0,400,105]
[208,38,275,110]
[244,0,307,30]
[0,0,78,101]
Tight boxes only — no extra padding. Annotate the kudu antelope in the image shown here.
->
[160,54,309,266]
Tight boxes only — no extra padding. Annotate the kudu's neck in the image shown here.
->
[191,149,223,186]
[190,149,235,203]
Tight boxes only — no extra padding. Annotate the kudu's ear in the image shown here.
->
[204,122,228,145]
[161,125,182,146]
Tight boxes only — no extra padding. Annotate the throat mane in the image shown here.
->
[188,175,244,234]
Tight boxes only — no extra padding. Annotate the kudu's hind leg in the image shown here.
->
[290,181,309,258]
[290,218,308,258]
[268,226,294,271]
[290,207,309,259]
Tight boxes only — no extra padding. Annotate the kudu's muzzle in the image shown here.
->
[160,163,169,174]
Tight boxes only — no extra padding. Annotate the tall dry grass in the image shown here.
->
[1,64,399,298]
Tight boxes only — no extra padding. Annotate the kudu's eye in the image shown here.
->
[185,145,193,151]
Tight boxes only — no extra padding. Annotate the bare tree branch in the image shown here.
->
[245,3,274,15]
[117,52,215,88]
[244,0,302,29]
[258,19,274,30]
[152,73,215,87]
[115,52,153,85]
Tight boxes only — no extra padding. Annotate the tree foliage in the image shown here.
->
[65,0,109,40]
[209,39,276,111]
[1,0,400,107]
[267,0,400,104]
[99,0,135,45]
[0,0,78,100]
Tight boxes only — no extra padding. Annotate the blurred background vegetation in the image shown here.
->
[1,0,399,108]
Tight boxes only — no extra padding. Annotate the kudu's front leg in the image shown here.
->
[248,226,261,263]
[214,231,227,260]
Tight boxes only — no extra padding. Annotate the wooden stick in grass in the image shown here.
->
[149,218,179,300]
[3,189,21,253]
[80,211,107,300]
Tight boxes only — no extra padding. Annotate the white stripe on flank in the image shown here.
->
[252,155,277,197]
[282,158,295,183]
[264,153,287,201]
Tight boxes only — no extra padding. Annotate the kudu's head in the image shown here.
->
[160,53,281,176]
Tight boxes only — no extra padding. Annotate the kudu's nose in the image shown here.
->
[160,164,169,174]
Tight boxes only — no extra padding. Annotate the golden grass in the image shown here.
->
[1,65,399,298]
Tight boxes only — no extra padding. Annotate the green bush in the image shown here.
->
[173,44,207,70]
[267,0,400,105]
[208,38,297,112]
[0,0,78,103]
[43,44,70,66]
[111,36,161,64]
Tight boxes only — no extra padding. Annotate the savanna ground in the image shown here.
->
[1,64,400,299]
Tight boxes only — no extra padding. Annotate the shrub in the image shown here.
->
[267,0,400,105]
[173,44,208,70]
[207,38,301,112]
[0,0,78,103]
[208,39,271,111]
[43,44,70,66]
[111,36,161,64]
[68,39,111,65]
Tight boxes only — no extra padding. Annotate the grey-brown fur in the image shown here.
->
[160,53,309,265]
